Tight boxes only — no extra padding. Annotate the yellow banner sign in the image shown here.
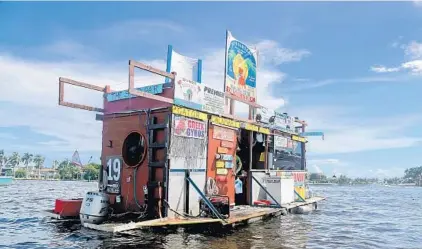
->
[216,160,225,168]
[211,116,240,128]
[172,106,208,121]
[291,134,307,143]
[259,127,270,134]
[244,123,259,132]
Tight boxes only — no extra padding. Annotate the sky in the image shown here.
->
[1,1,422,178]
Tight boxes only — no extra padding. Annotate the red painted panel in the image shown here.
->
[207,124,237,206]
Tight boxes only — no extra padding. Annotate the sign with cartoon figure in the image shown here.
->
[225,30,258,103]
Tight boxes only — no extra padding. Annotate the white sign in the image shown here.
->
[203,86,225,115]
[256,107,275,124]
[274,136,288,149]
[174,76,204,110]
[174,76,225,115]
[170,50,200,82]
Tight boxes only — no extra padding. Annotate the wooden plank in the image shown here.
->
[59,77,105,92]
[60,101,104,112]
[130,60,175,79]
[129,88,174,104]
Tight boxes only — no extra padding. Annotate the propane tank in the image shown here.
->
[79,191,109,225]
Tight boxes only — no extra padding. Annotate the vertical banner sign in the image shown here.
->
[105,156,123,194]
[173,116,206,139]
[166,45,202,83]
[225,31,258,103]
[292,171,306,200]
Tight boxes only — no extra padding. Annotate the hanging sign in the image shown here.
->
[217,168,228,175]
[211,116,240,128]
[224,31,258,103]
[217,147,228,154]
[216,161,225,168]
[107,84,164,102]
[256,107,275,124]
[221,140,234,148]
[274,136,288,149]
[172,106,208,121]
[259,127,270,134]
[173,116,206,139]
[220,154,233,161]
[225,161,233,169]
[213,125,235,141]
[203,86,225,115]
[292,135,307,143]
[174,76,204,110]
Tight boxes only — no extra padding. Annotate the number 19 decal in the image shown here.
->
[105,156,122,194]
[107,157,121,181]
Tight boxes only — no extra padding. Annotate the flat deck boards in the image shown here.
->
[83,196,325,233]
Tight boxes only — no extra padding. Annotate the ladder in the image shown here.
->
[146,112,170,218]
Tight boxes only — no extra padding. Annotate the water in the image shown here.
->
[1,181,421,249]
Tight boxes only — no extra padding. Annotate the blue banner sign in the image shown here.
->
[300,131,324,137]
[106,84,164,102]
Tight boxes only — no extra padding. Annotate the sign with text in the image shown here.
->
[105,156,123,194]
[225,31,258,103]
[256,107,275,124]
[173,116,206,139]
[203,86,225,115]
[213,125,235,141]
[106,84,164,102]
[174,77,225,115]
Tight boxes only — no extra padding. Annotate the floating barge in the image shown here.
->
[49,31,325,233]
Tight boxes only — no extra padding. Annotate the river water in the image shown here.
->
[1,180,421,249]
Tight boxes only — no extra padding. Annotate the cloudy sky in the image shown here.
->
[1,1,422,178]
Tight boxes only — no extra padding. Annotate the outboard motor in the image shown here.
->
[79,191,109,225]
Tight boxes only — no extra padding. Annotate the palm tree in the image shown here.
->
[9,152,21,178]
[21,153,33,178]
[33,155,45,179]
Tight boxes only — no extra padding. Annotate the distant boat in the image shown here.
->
[0,176,13,185]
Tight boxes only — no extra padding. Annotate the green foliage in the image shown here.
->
[15,169,27,178]
[404,166,422,181]
[58,159,82,180]
[83,163,101,181]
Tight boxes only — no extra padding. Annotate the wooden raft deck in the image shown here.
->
[83,196,325,233]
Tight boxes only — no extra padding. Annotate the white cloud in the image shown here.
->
[371,41,422,75]
[414,0,422,7]
[256,40,310,66]
[0,34,307,154]
[370,66,400,73]
[291,106,422,155]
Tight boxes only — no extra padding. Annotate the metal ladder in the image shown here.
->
[146,113,170,218]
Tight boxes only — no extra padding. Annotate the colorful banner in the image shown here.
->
[225,31,258,103]
[173,116,206,139]
[174,76,203,110]
[166,46,202,83]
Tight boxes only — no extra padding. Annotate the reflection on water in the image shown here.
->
[1,180,421,248]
